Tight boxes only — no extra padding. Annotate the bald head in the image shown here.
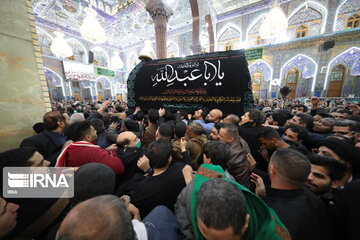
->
[116,131,137,148]
[206,109,223,123]
[57,195,135,240]
[223,114,240,125]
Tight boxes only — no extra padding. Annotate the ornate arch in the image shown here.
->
[245,14,267,48]
[66,38,88,63]
[325,47,360,90]
[278,54,318,93]
[334,0,360,31]
[167,40,179,58]
[90,47,110,68]
[216,23,242,51]
[44,67,65,99]
[36,27,54,56]
[287,1,328,36]
[96,77,113,100]
[249,60,273,82]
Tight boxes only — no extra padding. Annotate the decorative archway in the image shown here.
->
[246,14,268,48]
[216,23,242,51]
[90,47,110,68]
[36,27,54,56]
[334,0,360,32]
[44,68,65,101]
[167,40,179,58]
[96,77,113,100]
[278,54,318,98]
[287,1,328,37]
[66,38,88,63]
[325,47,360,97]
[249,60,273,99]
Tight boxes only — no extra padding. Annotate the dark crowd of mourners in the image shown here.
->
[1,96,360,240]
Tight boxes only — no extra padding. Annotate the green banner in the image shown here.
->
[245,48,263,61]
[96,67,115,77]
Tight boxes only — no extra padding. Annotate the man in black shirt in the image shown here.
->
[253,148,333,240]
[131,139,186,218]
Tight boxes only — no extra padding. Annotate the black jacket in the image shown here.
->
[20,130,66,166]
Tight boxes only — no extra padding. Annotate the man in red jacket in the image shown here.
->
[56,121,124,175]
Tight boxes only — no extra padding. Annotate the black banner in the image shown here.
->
[127,50,254,115]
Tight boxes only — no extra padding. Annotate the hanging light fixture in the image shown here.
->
[50,31,73,58]
[80,8,106,44]
[139,40,154,61]
[111,51,124,69]
[259,2,288,39]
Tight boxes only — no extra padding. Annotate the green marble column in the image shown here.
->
[0,0,51,151]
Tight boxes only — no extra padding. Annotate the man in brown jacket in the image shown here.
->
[219,123,251,188]
[142,109,159,148]
[185,123,208,169]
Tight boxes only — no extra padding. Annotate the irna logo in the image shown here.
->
[8,172,69,188]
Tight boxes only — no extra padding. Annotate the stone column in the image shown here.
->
[325,0,339,34]
[146,0,173,59]
[0,0,52,151]
[189,0,201,54]
[205,14,215,52]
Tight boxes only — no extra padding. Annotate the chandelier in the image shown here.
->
[259,3,288,39]
[80,8,106,44]
[139,40,154,61]
[111,51,124,69]
[50,31,73,58]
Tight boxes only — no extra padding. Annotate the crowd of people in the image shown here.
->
[1,96,360,240]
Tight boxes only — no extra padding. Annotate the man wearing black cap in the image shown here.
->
[318,137,360,186]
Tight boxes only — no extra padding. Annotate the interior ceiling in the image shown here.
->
[32,0,260,49]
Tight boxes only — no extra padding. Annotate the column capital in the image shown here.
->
[146,0,174,22]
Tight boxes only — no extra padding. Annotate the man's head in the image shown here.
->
[43,111,71,133]
[306,155,347,194]
[147,108,159,124]
[219,124,239,143]
[313,112,334,122]
[206,109,223,123]
[240,109,264,126]
[223,114,240,125]
[283,125,308,143]
[333,120,359,139]
[116,131,139,148]
[258,127,282,150]
[70,113,85,124]
[90,118,105,135]
[71,163,115,207]
[197,179,249,240]
[203,141,231,170]
[121,118,140,132]
[57,195,135,240]
[187,123,205,138]
[334,109,352,120]
[313,117,336,134]
[268,148,310,189]
[0,198,19,239]
[292,104,308,115]
[174,122,187,139]
[67,121,98,143]
[318,137,358,169]
[147,139,172,169]
[0,147,50,168]
[210,123,223,141]
[155,123,173,140]
[266,112,287,126]
[286,113,314,130]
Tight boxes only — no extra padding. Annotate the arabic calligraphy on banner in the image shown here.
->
[127,50,253,115]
